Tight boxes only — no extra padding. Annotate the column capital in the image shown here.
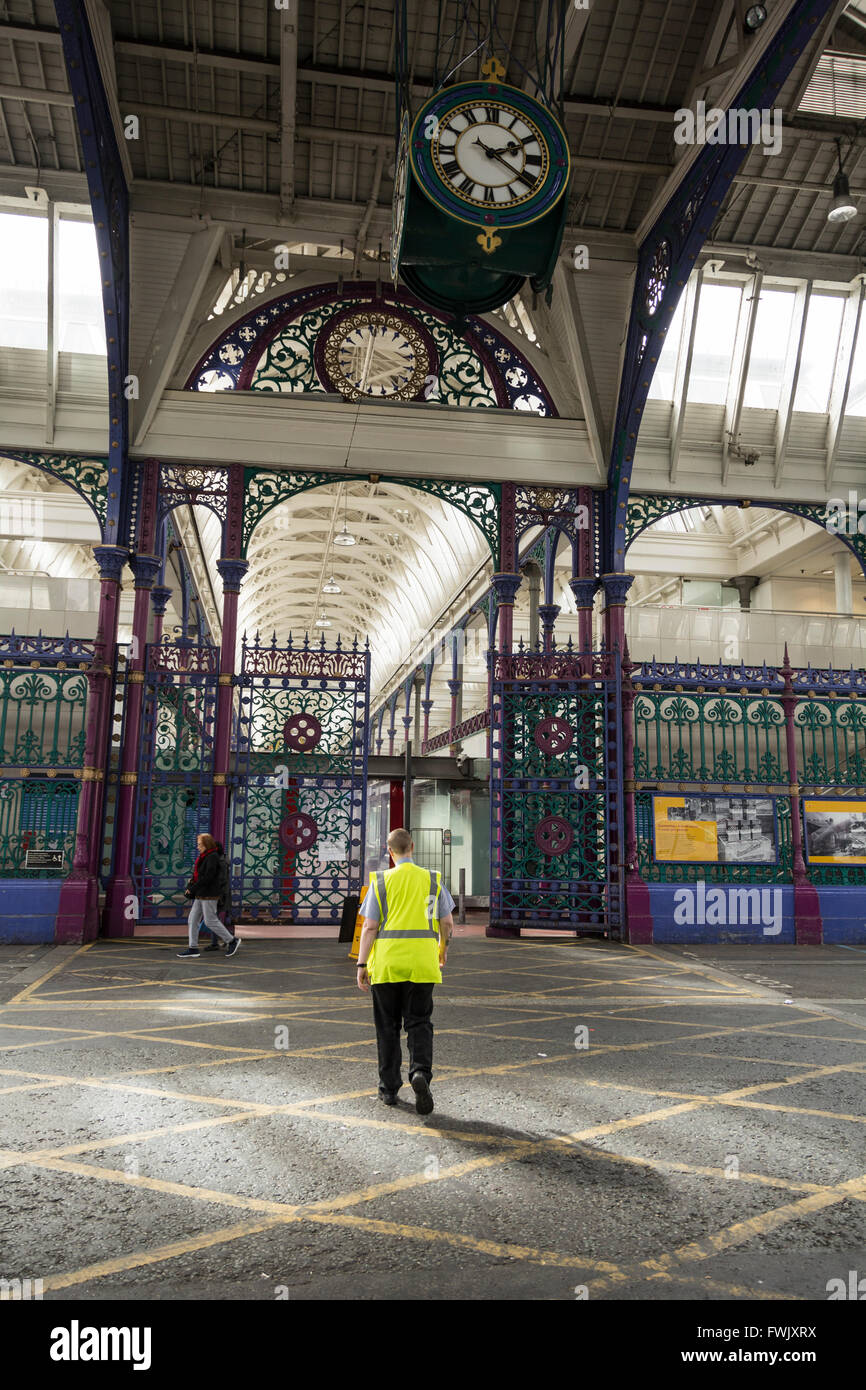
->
[491,572,522,606]
[216,557,249,593]
[150,584,172,616]
[600,573,635,607]
[538,603,560,627]
[568,577,598,609]
[92,544,128,584]
[130,553,162,589]
[446,679,462,697]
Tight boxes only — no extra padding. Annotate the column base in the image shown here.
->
[486,924,521,938]
[794,880,822,945]
[624,877,654,944]
[56,875,100,943]
[103,876,139,938]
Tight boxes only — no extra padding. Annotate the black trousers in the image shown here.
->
[371,981,435,1093]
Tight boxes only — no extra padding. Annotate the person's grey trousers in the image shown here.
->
[188,898,234,948]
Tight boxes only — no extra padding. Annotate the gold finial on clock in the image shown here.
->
[477,228,503,254]
[480,55,506,81]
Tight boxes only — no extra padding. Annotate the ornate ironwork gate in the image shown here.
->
[490,647,624,935]
[230,634,370,924]
[0,634,90,879]
[131,642,220,922]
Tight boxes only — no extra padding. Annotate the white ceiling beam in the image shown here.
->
[132,221,225,447]
[721,272,761,486]
[550,261,608,473]
[773,280,811,488]
[44,199,59,445]
[669,267,703,484]
[825,278,866,489]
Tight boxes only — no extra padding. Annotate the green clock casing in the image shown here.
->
[408,80,570,232]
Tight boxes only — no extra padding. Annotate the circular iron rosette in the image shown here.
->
[534,815,574,857]
[283,712,323,752]
[534,716,574,756]
[279,813,319,854]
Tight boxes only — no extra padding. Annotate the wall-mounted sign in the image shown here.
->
[317,839,347,863]
[653,795,778,865]
[24,849,64,870]
[804,799,866,865]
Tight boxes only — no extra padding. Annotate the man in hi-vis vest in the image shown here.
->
[356,827,455,1115]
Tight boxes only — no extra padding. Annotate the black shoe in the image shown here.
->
[225,936,241,958]
[410,1073,434,1115]
[378,1089,399,1107]
[176,948,200,959]
[203,939,221,952]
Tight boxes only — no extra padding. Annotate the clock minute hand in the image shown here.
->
[473,139,533,190]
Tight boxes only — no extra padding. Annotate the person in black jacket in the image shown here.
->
[202,841,232,952]
[177,833,241,959]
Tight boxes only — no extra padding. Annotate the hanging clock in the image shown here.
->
[391,68,571,319]
[409,83,570,232]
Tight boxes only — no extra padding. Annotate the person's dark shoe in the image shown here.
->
[410,1073,434,1115]
[378,1089,399,1106]
[225,936,241,958]
[203,938,221,952]
[176,948,200,959]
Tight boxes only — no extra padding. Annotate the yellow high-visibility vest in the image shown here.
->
[365,862,443,985]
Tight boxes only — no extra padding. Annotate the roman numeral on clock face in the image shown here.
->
[485,105,500,123]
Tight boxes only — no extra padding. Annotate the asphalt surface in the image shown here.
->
[0,935,864,1300]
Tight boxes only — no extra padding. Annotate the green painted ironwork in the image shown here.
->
[795,699,866,786]
[1,449,109,534]
[633,692,787,784]
[242,468,500,562]
[0,777,80,878]
[0,667,88,768]
[626,493,866,577]
[635,791,793,884]
[626,494,706,547]
[231,639,369,923]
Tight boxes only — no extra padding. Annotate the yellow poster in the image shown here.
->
[654,796,719,863]
[804,799,866,865]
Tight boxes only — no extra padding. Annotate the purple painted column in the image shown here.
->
[102,552,162,937]
[151,584,172,647]
[538,603,560,653]
[487,573,523,940]
[211,558,248,847]
[780,645,822,944]
[56,545,128,942]
[621,643,653,944]
[601,573,633,654]
[600,574,635,943]
[569,578,597,677]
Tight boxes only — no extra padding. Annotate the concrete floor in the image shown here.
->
[1,934,865,1300]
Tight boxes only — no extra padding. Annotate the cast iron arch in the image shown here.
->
[626,495,866,582]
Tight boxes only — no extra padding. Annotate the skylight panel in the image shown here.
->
[0,212,48,349]
[799,52,866,119]
[686,284,743,405]
[793,293,846,412]
[743,289,797,409]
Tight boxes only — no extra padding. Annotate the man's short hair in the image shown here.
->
[387,828,413,856]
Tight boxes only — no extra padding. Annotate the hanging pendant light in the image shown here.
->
[828,139,857,225]
[322,576,342,593]
[315,613,332,628]
[333,524,356,547]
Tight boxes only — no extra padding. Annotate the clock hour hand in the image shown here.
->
[473,138,532,189]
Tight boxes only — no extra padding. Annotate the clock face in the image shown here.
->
[431,102,548,211]
[410,80,570,231]
[390,112,410,283]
